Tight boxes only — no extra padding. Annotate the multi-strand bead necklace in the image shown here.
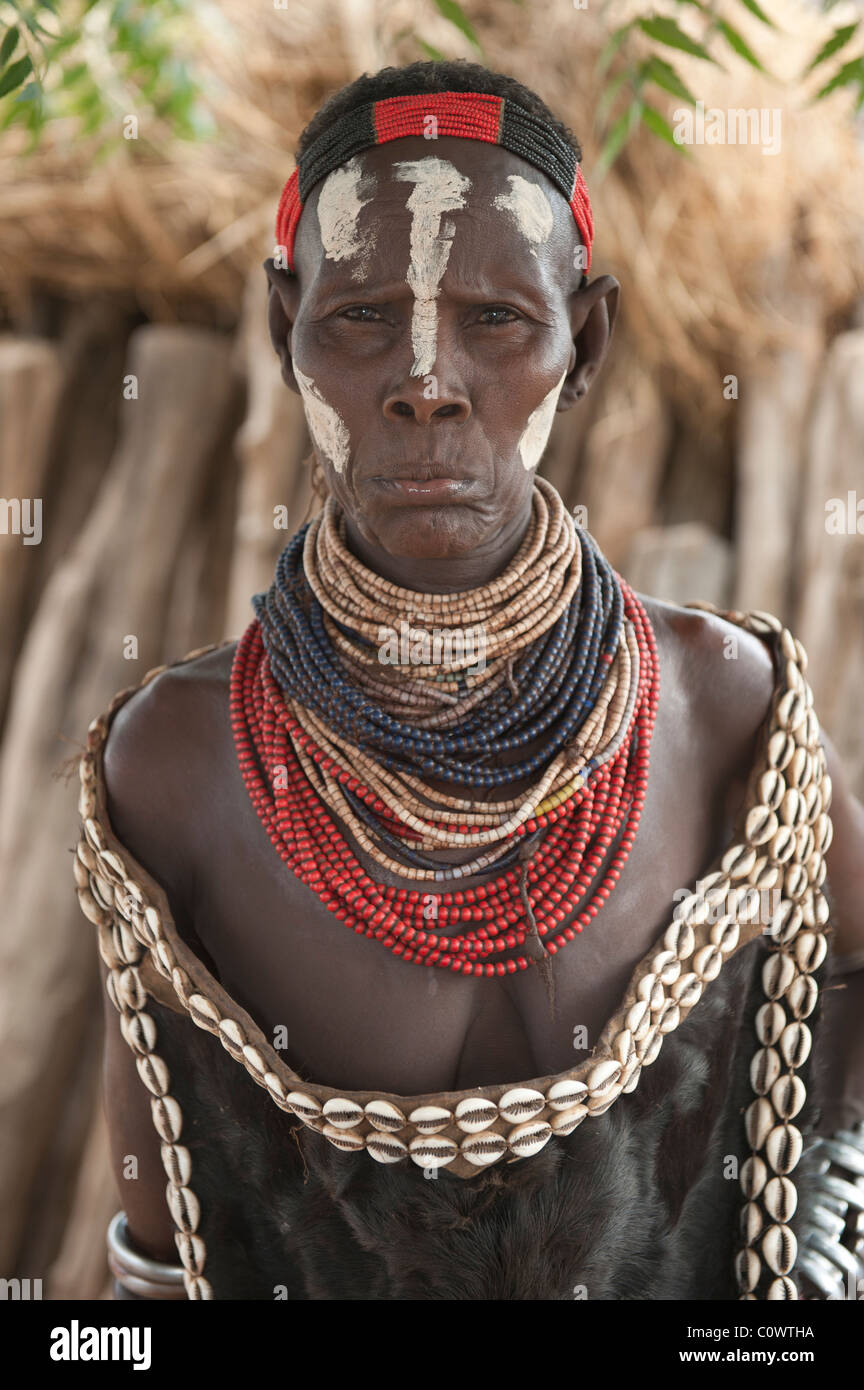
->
[230,478,660,976]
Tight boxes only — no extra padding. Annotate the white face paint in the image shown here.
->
[518,369,568,472]
[493,175,554,257]
[392,157,472,377]
[294,366,350,475]
[316,156,376,280]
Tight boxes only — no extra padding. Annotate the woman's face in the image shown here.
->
[266,135,618,569]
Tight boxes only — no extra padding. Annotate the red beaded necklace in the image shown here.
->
[229,575,659,978]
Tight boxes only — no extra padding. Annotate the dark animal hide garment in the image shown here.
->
[144,937,827,1301]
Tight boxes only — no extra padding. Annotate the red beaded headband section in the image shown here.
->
[275,90,594,276]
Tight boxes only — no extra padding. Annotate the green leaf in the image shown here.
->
[640,100,685,147]
[815,55,864,100]
[640,54,698,104]
[597,69,628,125]
[637,16,717,63]
[432,0,481,52]
[417,38,446,61]
[597,22,631,75]
[0,25,19,65]
[736,0,775,25]
[0,52,32,97]
[715,18,765,71]
[805,23,858,74]
[595,98,642,176]
[59,61,89,89]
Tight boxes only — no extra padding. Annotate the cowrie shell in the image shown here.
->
[664,921,695,959]
[151,1095,183,1143]
[758,769,785,810]
[587,1059,622,1096]
[693,945,722,982]
[766,1276,797,1300]
[722,843,756,879]
[409,1105,453,1134]
[785,973,817,1020]
[755,1002,785,1047]
[745,1098,773,1150]
[794,931,827,973]
[323,1124,365,1152]
[286,1091,322,1121]
[767,730,795,772]
[746,804,779,846]
[710,916,740,953]
[651,950,681,986]
[763,1176,797,1223]
[507,1120,552,1158]
[762,1224,797,1276]
[545,1078,588,1112]
[768,900,802,950]
[765,1124,803,1175]
[366,1132,408,1164]
[264,1073,286,1104]
[409,1135,457,1168]
[167,1183,200,1234]
[188,994,220,1029]
[454,1097,498,1132]
[750,1047,781,1096]
[740,1200,763,1244]
[549,1104,588,1135]
[735,1247,760,1293]
[770,1073,806,1120]
[136,1054,170,1097]
[461,1131,507,1166]
[783,863,808,902]
[636,973,664,1012]
[671,973,702,1008]
[626,999,651,1039]
[656,999,681,1034]
[762,953,796,1001]
[779,1021,812,1069]
[161,1143,192,1188]
[498,1088,545,1123]
[801,891,829,929]
[322,1098,364,1129]
[740,1155,768,1199]
[365,1100,406,1132]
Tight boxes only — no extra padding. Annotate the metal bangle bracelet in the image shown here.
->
[797,1124,864,1300]
[107,1211,186,1298]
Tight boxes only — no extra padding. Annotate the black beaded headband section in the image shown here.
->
[275,90,594,278]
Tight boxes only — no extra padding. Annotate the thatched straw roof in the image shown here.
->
[1,0,862,417]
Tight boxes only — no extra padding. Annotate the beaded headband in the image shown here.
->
[275,90,594,277]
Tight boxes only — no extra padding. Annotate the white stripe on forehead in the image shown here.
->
[518,369,567,471]
[493,175,554,257]
[316,156,377,280]
[294,366,350,475]
[392,157,472,378]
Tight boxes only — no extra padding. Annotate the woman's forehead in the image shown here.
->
[295,136,577,283]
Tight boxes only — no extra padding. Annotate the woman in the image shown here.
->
[76,61,864,1301]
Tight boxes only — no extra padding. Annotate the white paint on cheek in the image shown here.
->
[493,175,554,257]
[316,157,376,280]
[294,366,350,475]
[518,370,567,472]
[392,157,472,377]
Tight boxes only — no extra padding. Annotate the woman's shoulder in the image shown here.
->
[97,641,238,907]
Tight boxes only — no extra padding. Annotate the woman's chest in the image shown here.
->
[183,683,750,1095]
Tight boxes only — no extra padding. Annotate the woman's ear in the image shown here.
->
[263,259,302,393]
[558,274,620,409]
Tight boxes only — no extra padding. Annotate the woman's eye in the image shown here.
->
[340,306,384,322]
[477,307,519,325]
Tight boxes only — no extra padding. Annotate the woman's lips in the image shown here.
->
[371,476,476,501]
